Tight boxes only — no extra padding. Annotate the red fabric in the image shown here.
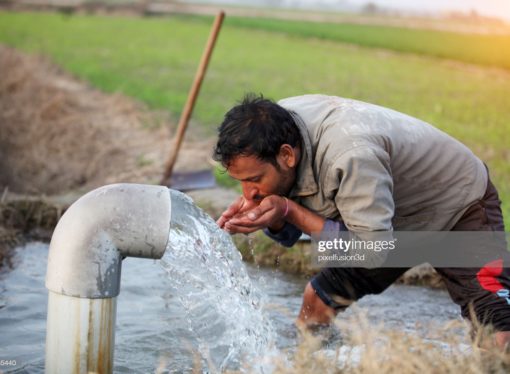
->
[477,259,504,293]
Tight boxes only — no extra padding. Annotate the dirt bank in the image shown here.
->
[0,44,214,259]
[0,45,216,195]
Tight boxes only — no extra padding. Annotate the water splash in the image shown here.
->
[160,191,277,372]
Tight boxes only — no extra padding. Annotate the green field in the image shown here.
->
[228,16,510,70]
[0,11,509,224]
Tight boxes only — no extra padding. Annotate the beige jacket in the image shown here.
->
[278,95,487,232]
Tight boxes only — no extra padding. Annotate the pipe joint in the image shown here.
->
[45,183,171,299]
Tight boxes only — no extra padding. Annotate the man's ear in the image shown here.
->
[279,144,298,168]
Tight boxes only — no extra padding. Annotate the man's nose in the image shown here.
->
[242,183,258,201]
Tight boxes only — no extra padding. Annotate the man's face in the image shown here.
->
[226,145,299,203]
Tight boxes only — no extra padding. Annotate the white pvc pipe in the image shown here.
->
[45,183,173,374]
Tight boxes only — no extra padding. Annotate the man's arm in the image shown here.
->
[330,145,395,267]
[331,145,394,232]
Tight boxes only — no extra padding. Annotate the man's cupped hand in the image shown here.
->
[217,195,287,234]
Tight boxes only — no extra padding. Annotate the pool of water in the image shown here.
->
[0,240,463,373]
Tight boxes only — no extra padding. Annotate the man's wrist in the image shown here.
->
[267,196,290,233]
[268,219,286,233]
[282,196,289,218]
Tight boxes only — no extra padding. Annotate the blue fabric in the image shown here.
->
[322,219,348,233]
[263,222,302,247]
[263,219,348,247]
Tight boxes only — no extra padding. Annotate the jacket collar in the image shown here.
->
[287,111,319,198]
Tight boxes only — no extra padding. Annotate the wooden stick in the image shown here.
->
[161,11,225,185]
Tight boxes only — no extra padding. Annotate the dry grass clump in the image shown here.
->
[0,193,64,240]
[0,44,180,195]
[270,310,510,374]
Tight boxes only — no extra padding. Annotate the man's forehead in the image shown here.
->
[227,155,268,177]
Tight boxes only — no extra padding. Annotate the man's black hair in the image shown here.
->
[213,93,301,167]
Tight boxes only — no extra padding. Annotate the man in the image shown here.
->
[214,94,510,349]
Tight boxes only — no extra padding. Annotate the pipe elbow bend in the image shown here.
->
[46,183,171,298]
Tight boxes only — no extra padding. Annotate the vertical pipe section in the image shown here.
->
[46,293,116,374]
[45,183,172,374]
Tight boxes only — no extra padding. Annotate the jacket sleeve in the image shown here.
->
[264,220,347,248]
[263,222,302,247]
[331,145,395,232]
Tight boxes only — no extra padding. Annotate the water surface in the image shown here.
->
[0,191,464,373]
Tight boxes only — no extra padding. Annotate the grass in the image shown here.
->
[0,11,509,224]
[228,16,510,71]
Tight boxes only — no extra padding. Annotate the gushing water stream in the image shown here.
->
[160,191,277,371]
